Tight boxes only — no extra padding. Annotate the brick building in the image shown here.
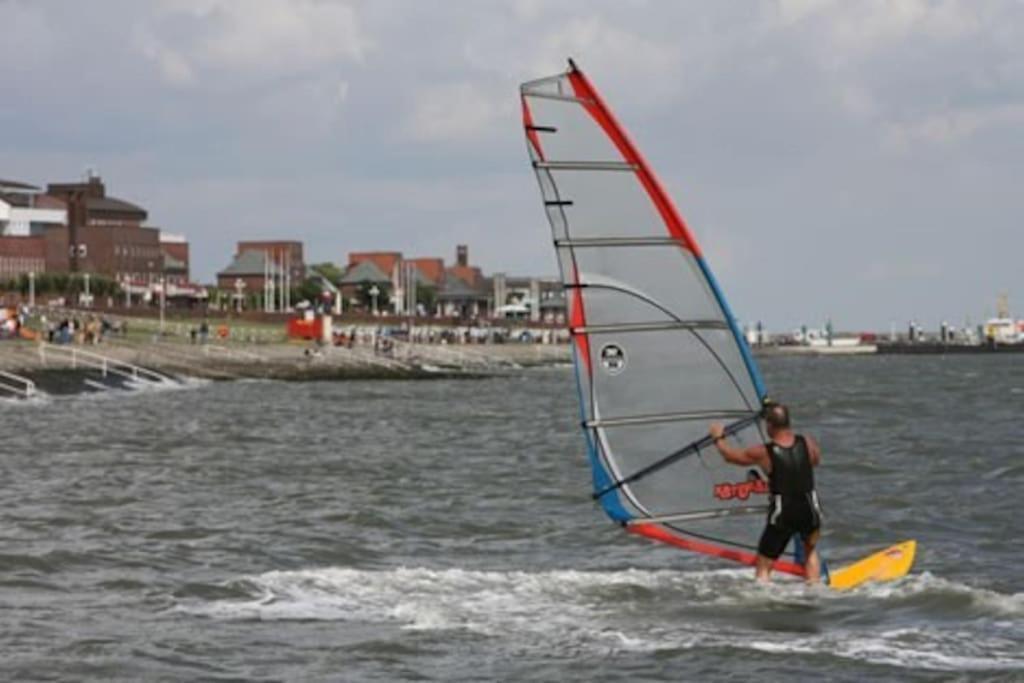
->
[338,245,496,317]
[446,244,484,288]
[438,245,489,318]
[216,248,291,311]
[160,233,190,284]
[237,240,304,285]
[45,174,165,282]
[216,250,280,291]
[0,236,46,280]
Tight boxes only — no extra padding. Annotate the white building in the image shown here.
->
[0,179,67,236]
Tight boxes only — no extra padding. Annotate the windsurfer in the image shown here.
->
[709,403,823,583]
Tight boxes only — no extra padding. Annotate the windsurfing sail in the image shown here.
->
[520,59,811,577]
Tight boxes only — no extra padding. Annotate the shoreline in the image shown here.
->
[4,335,1020,398]
[0,338,572,394]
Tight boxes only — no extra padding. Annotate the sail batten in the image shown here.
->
[584,409,752,429]
[572,321,728,335]
[524,92,595,105]
[521,60,803,570]
[627,506,767,525]
[534,160,638,171]
[555,237,682,247]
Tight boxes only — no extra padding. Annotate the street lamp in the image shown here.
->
[369,284,380,316]
[28,271,35,308]
[159,276,166,335]
[234,277,246,312]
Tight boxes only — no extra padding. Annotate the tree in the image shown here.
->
[310,262,345,285]
[51,273,69,295]
[35,273,56,295]
[295,277,326,306]
[91,276,121,298]
[416,285,437,314]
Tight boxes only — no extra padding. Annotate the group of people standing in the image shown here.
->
[44,315,122,345]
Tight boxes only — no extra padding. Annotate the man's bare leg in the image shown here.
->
[755,554,774,582]
[802,531,821,584]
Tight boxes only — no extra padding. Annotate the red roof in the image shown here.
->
[447,264,483,288]
[349,251,401,278]
[407,257,445,285]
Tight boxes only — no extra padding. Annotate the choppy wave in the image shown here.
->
[2,373,208,405]
[77,375,207,402]
[125,374,210,393]
[175,566,1024,672]
[8,356,1024,680]
[0,391,51,406]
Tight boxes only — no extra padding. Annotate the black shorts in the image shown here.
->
[757,493,822,560]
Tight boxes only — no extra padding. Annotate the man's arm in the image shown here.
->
[709,423,769,469]
[805,435,822,466]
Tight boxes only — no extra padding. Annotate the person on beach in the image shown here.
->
[709,402,823,584]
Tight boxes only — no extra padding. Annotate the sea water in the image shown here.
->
[1,355,1022,681]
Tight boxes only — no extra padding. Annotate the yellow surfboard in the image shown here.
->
[828,540,917,590]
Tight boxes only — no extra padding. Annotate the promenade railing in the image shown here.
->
[38,343,173,384]
[0,369,35,399]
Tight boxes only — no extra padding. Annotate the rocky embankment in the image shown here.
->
[0,339,572,396]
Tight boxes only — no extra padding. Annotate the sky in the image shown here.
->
[2,0,1022,331]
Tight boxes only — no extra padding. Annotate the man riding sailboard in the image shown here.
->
[711,402,823,583]
[519,58,915,589]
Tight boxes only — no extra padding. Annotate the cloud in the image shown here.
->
[136,31,197,86]
[774,0,840,25]
[0,2,55,68]
[770,0,982,59]
[4,0,1024,329]
[753,0,1024,156]
[137,0,369,86]
[405,82,505,143]
[884,102,1024,148]
[464,10,688,113]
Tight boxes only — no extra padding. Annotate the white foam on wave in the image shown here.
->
[745,627,1023,671]
[124,375,211,394]
[181,567,681,633]
[72,374,211,403]
[0,391,51,407]
[854,571,1024,616]
[175,566,1024,671]
[14,374,211,405]
[704,570,1024,617]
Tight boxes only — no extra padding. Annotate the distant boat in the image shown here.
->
[983,317,1022,344]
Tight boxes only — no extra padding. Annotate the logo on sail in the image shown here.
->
[599,344,626,375]
[713,473,769,501]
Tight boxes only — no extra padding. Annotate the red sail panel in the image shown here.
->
[627,523,807,577]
